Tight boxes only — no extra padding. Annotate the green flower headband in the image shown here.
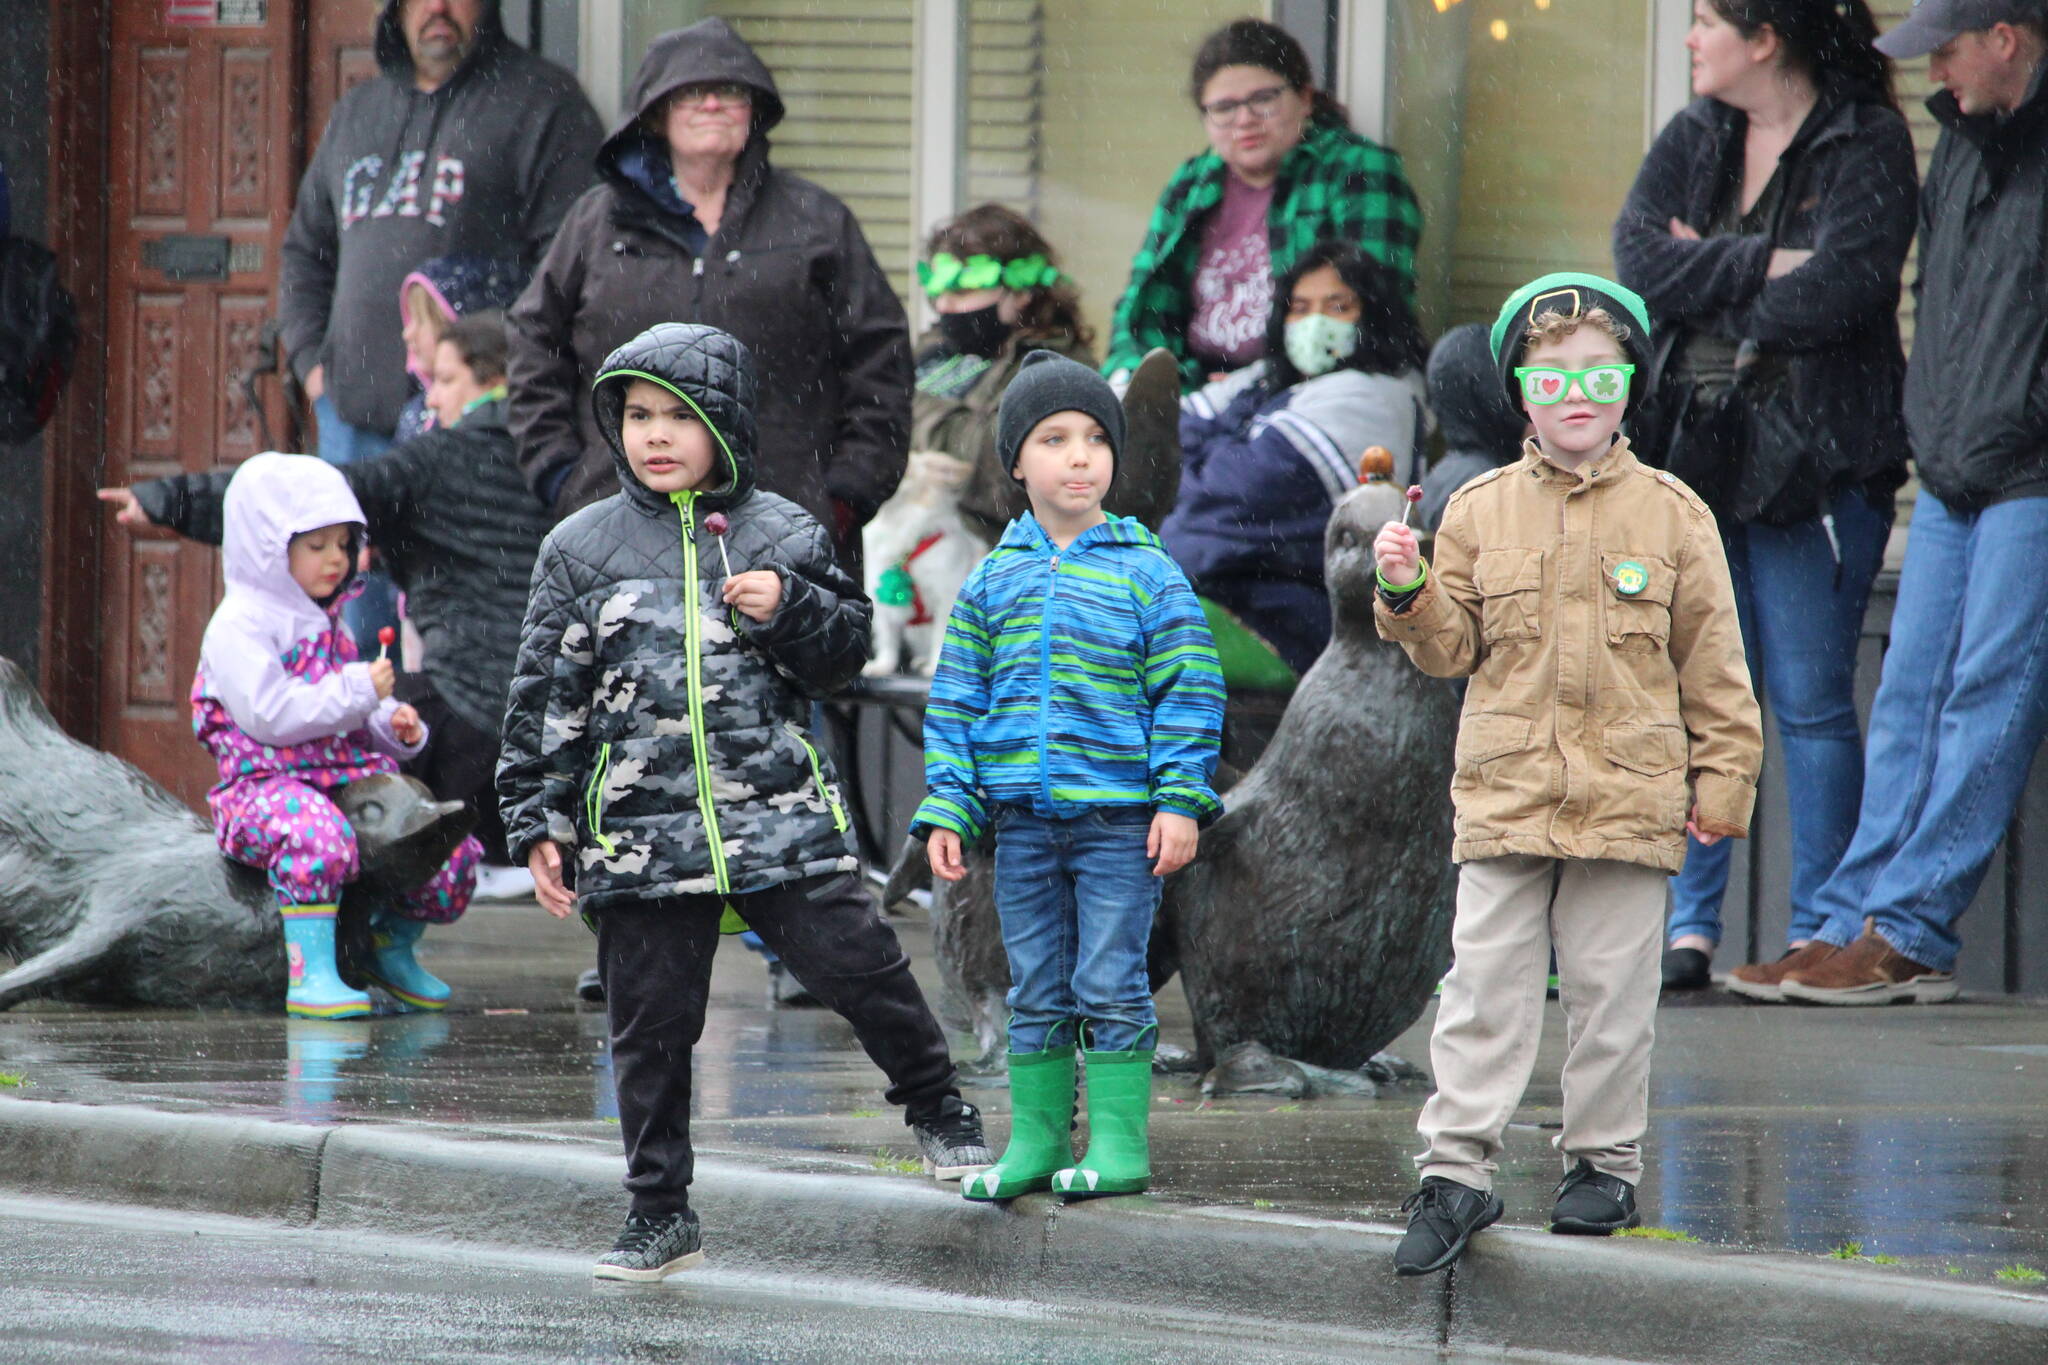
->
[916,251,1061,298]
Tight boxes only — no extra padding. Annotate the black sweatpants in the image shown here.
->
[395,673,510,864]
[596,871,961,1217]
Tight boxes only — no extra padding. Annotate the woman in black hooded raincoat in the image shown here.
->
[507,18,911,568]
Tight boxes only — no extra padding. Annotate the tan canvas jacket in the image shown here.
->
[1376,438,1762,873]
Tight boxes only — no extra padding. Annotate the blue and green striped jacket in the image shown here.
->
[912,512,1225,843]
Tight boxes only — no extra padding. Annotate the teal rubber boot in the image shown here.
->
[281,904,372,1020]
[961,1044,1076,1202]
[364,912,451,1012]
[1053,1048,1155,1198]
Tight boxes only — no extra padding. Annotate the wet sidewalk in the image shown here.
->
[2,896,2045,1358]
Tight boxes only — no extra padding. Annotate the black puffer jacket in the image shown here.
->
[134,400,554,736]
[1905,69,2048,510]
[496,324,869,910]
[1613,91,1916,507]
[507,18,911,548]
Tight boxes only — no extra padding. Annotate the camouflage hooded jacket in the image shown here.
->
[497,323,869,911]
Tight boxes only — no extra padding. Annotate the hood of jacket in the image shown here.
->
[1429,323,1525,456]
[995,509,1162,556]
[375,0,509,81]
[222,453,370,639]
[595,19,786,203]
[592,322,759,515]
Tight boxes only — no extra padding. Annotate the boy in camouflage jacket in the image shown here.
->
[497,323,986,1283]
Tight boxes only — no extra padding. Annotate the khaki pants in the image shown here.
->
[1416,854,1666,1191]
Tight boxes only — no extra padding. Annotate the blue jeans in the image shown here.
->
[1668,487,1891,948]
[313,393,402,662]
[992,805,1161,1053]
[1803,492,2048,971]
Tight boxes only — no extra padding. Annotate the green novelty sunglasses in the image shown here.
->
[1513,363,1634,406]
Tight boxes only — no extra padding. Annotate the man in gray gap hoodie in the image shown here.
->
[280,0,602,450]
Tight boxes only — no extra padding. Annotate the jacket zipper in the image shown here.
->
[1039,546,1059,811]
[585,741,618,856]
[786,723,850,833]
[673,492,732,893]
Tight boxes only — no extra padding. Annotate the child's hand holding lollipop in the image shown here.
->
[704,510,782,621]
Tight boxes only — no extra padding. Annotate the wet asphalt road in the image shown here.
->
[0,1197,1475,1365]
[6,901,2044,1282]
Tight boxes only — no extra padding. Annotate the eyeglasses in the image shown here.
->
[670,82,753,109]
[1200,84,1290,125]
[1513,364,1635,406]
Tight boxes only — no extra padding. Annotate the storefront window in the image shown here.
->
[965,0,1265,349]
[1386,0,1648,333]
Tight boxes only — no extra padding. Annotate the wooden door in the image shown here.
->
[308,0,383,141]
[99,0,375,809]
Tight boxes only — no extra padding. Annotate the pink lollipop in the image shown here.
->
[703,511,734,578]
[1401,484,1423,528]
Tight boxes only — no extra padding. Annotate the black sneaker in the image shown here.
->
[593,1210,704,1282]
[909,1100,993,1181]
[1550,1160,1639,1234]
[576,967,605,1004]
[1661,947,1712,992]
[1394,1177,1502,1276]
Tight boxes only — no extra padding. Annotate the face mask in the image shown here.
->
[936,302,1013,359]
[1284,312,1359,378]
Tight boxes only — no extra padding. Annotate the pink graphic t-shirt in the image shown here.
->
[1186,173,1277,370]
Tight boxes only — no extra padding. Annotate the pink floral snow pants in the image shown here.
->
[214,776,479,922]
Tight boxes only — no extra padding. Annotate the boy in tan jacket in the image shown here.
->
[1373,273,1761,1276]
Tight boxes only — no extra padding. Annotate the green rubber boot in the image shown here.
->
[961,1044,1076,1202]
[1052,1048,1154,1198]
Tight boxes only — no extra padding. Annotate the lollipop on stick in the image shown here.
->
[376,626,396,662]
[1358,447,1425,526]
[703,511,734,580]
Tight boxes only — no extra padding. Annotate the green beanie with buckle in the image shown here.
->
[1489,272,1654,415]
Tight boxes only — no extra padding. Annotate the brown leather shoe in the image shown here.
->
[1725,941,1837,1003]
[1779,930,1957,1005]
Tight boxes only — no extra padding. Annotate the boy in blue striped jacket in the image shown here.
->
[916,350,1225,1202]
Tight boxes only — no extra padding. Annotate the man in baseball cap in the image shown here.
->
[1876,0,2048,61]
[1764,0,2048,1005]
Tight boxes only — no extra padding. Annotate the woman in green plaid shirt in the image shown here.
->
[1103,19,1423,393]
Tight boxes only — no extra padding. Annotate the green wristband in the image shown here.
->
[1376,560,1428,595]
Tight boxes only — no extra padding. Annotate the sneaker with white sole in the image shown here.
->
[592,1210,703,1282]
[911,1100,993,1181]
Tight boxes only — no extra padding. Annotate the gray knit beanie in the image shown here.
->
[996,350,1125,484]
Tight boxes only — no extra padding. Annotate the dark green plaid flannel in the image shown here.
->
[1103,119,1423,391]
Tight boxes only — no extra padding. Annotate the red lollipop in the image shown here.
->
[703,511,734,579]
[376,626,396,662]
[1401,484,1423,528]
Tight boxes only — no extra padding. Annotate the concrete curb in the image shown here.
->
[0,1099,325,1225]
[5,1097,2045,1363]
